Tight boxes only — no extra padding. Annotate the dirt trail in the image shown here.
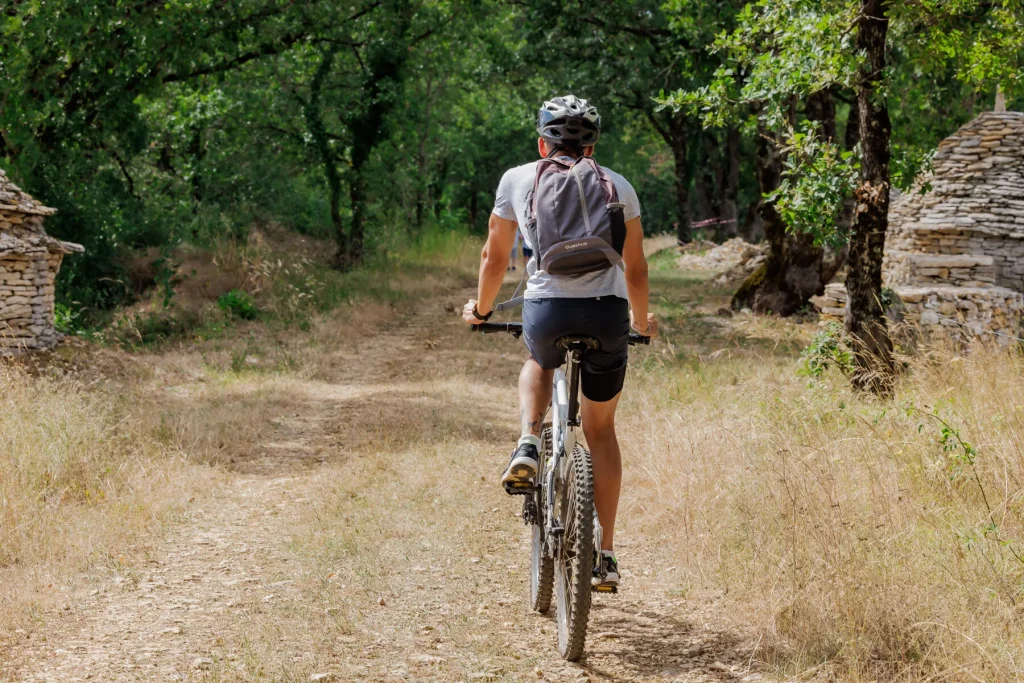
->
[6,293,770,682]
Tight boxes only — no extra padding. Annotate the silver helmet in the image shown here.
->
[537,95,601,150]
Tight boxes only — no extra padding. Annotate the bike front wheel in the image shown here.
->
[553,443,594,661]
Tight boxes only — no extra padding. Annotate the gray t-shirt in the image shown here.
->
[493,159,640,299]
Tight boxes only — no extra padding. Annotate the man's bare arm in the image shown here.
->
[621,216,657,335]
[463,213,518,322]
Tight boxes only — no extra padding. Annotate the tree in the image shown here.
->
[665,0,1024,391]
[514,0,748,243]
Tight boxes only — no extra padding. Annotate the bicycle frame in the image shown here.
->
[545,348,600,557]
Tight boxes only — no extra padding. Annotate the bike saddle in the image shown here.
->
[555,335,601,351]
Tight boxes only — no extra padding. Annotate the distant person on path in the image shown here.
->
[462,95,657,589]
[508,229,532,271]
[508,231,520,271]
[520,230,533,269]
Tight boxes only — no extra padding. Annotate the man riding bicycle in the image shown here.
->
[462,95,657,589]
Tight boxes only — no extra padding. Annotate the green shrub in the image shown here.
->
[799,321,854,380]
[217,290,260,320]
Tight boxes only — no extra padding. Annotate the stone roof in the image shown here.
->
[0,167,56,216]
[0,229,84,259]
[0,166,82,258]
[888,111,1024,240]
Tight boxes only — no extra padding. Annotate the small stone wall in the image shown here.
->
[0,167,83,353]
[812,283,1024,345]
[884,111,1024,292]
[896,285,1023,344]
[0,253,62,350]
[813,111,1024,343]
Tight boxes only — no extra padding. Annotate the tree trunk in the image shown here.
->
[669,115,692,244]
[348,169,367,265]
[303,47,348,265]
[645,108,692,243]
[731,117,845,315]
[845,0,895,394]
[696,131,718,231]
[335,7,411,269]
[721,125,741,239]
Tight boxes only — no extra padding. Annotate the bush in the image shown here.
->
[217,290,260,320]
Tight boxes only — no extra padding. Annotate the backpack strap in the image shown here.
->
[529,157,573,221]
[572,157,619,204]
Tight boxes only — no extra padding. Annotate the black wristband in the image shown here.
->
[472,304,492,322]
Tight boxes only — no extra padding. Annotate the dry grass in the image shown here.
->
[7,233,1024,681]
[620,337,1024,681]
[0,365,210,624]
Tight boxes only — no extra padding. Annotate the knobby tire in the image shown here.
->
[554,443,594,661]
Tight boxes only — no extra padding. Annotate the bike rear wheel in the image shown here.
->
[530,426,554,613]
[554,443,594,661]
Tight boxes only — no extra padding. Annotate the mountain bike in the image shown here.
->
[474,319,650,661]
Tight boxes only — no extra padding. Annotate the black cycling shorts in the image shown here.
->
[522,296,630,403]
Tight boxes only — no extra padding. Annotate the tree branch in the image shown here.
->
[161,0,382,84]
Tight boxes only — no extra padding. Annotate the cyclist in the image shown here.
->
[462,95,657,588]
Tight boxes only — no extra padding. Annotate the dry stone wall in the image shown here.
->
[885,112,1024,293]
[0,168,83,353]
[812,111,1024,344]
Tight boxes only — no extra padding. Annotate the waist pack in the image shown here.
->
[526,156,627,276]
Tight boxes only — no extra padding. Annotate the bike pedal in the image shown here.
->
[593,584,618,594]
[503,481,536,496]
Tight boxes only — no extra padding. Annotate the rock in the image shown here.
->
[678,237,766,281]
[310,675,337,682]
[191,657,213,670]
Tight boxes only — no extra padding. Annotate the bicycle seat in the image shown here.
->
[556,335,601,351]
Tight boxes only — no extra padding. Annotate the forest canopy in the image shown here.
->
[1,0,1019,321]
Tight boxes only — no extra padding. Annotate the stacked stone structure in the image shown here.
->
[0,167,83,352]
[813,110,1024,343]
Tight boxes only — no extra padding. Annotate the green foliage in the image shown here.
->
[891,145,936,194]
[661,0,1024,247]
[217,290,260,321]
[2,0,1023,319]
[53,303,82,336]
[768,121,859,246]
[799,321,854,380]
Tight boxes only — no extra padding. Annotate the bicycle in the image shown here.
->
[474,318,650,661]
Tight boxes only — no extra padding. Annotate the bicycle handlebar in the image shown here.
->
[472,322,651,346]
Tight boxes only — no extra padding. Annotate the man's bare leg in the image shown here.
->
[581,393,622,551]
[519,358,554,437]
[503,359,554,488]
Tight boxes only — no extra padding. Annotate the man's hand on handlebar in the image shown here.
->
[462,299,493,325]
[629,311,659,338]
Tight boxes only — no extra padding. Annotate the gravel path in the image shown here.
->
[5,295,773,682]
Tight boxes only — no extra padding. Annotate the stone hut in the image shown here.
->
[814,110,1024,342]
[0,167,83,352]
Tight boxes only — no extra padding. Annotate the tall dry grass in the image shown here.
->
[622,343,1024,680]
[0,365,206,624]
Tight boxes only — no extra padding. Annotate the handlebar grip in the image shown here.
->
[472,322,524,335]
[628,333,652,346]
